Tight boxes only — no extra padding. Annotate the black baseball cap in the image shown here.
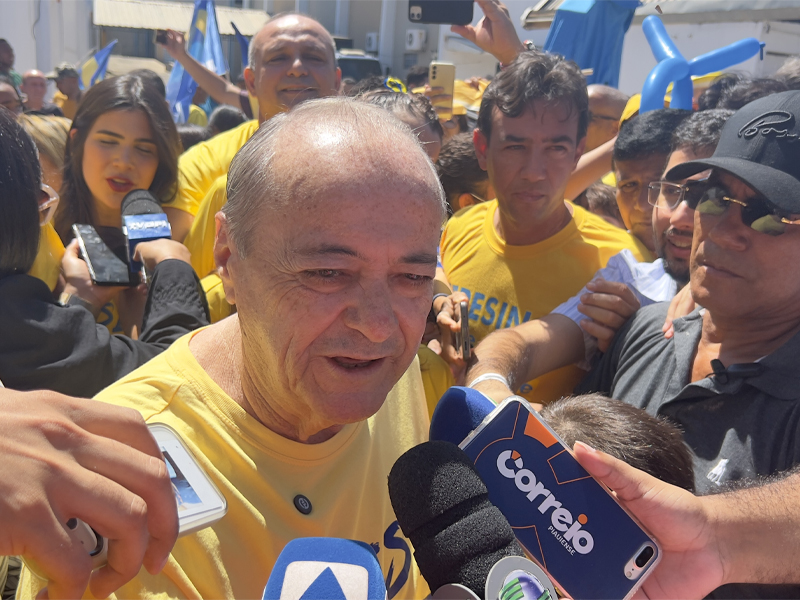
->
[666,90,800,214]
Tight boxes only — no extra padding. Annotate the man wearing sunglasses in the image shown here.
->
[577,92,800,513]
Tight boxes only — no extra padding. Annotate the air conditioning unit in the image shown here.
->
[365,32,379,52]
[405,29,427,52]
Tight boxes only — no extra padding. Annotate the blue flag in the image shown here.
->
[231,21,250,74]
[79,40,118,90]
[166,0,228,123]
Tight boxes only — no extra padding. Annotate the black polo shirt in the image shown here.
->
[577,302,800,496]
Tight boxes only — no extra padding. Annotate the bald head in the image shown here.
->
[21,70,48,108]
[586,84,629,151]
[225,97,445,257]
[243,13,341,121]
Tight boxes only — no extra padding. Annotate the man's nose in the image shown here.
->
[343,283,398,344]
[287,56,309,77]
[670,198,695,231]
[519,151,546,182]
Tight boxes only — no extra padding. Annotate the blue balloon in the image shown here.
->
[639,15,764,113]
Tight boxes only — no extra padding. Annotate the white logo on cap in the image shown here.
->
[279,562,369,600]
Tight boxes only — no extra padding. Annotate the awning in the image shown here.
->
[106,55,170,81]
[93,0,270,36]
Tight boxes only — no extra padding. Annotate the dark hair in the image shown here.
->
[540,394,695,491]
[177,123,211,151]
[573,182,622,224]
[477,50,589,142]
[358,89,444,142]
[208,104,247,134]
[436,132,488,210]
[346,75,389,97]
[716,77,789,111]
[697,73,748,111]
[55,74,181,241]
[613,108,691,163]
[671,108,734,155]
[0,109,41,278]
[406,64,429,88]
[129,69,167,99]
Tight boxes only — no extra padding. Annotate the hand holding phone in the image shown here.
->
[428,62,456,121]
[72,224,138,287]
[460,398,661,599]
[450,0,524,65]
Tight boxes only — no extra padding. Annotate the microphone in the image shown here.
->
[262,537,387,600]
[387,441,556,600]
[709,359,765,384]
[121,190,172,281]
[429,387,495,446]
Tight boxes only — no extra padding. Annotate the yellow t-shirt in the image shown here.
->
[201,272,234,323]
[17,329,430,600]
[417,344,455,419]
[165,119,259,217]
[439,200,650,404]
[187,104,208,127]
[184,174,228,279]
[52,90,79,120]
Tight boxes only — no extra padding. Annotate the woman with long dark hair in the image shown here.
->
[0,108,208,397]
[53,73,182,334]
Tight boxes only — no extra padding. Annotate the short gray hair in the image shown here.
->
[224,97,446,258]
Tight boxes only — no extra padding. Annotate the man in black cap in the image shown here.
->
[47,63,82,119]
[578,91,800,494]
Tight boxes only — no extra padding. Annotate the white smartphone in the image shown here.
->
[428,61,456,120]
[29,424,227,574]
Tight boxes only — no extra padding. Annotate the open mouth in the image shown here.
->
[107,177,134,193]
[330,357,382,370]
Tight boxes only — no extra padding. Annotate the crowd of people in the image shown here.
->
[2,0,800,597]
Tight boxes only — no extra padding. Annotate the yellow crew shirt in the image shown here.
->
[187,104,208,127]
[165,119,259,217]
[440,200,650,404]
[17,329,431,600]
[51,91,80,120]
[417,344,455,419]
[184,174,228,279]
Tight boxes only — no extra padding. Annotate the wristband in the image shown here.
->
[468,373,512,390]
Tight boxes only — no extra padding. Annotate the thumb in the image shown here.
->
[573,441,659,503]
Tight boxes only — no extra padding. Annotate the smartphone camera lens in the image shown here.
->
[635,545,654,568]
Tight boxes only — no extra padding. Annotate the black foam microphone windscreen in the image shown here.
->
[121,189,162,217]
[387,440,525,596]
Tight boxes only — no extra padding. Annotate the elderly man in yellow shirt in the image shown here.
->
[164,13,341,243]
[18,98,442,599]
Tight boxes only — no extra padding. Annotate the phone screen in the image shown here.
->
[459,300,471,360]
[409,0,474,25]
[72,224,137,287]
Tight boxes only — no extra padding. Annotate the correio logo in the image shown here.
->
[497,450,594,555]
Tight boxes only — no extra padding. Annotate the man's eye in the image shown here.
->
[402,274,432,286]
[309,269,340,278]
[620,183,638,193]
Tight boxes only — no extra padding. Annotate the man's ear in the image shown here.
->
[334,66,342,93]
[473,128,489,171]
[457,193,477,210]
[214,211,237,306]
[243,66,257,98]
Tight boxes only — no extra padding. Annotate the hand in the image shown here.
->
[577,279,640,352]
[663,282,695,339]
[574,443,725,599]
[420,84,454,119]
[158,29,187,61]
[450,0,523,65]
[61,239,124,310]
[435,292,470,382]
[0,388,179,599]
[133,239,192,273]
[468,377,513,405]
